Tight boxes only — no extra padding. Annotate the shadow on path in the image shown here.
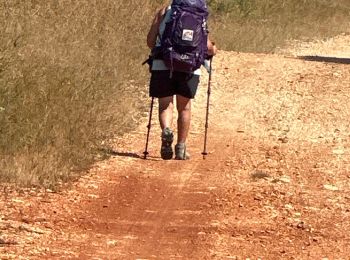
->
[98,148,141,159]
[98,148,160,161]
[299,55,350,64]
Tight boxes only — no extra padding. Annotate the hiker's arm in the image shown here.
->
[147,7,167,49]
[207,38,217,56]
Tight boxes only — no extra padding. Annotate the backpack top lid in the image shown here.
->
[172,0,208,11]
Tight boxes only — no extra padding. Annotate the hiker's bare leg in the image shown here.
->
[176,95,191,143]
[159,96,174,130]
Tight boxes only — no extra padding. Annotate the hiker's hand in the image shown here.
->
[211,44,218,56]
[206,55,213,60]
[207,39,217,56]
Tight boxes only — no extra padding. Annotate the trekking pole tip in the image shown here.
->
[202,152,208,160]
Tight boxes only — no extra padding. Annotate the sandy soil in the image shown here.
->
[1,36,350,259]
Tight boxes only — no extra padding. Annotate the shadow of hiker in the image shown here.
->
[299,55,350,65]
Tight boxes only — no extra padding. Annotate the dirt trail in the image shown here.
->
[1,35,350,259]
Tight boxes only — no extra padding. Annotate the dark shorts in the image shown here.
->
[150,70,200,99]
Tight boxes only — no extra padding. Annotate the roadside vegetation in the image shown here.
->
[0,0,349,187]
[209,0,350,52]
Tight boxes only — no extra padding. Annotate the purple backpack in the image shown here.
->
[160,0,209,73]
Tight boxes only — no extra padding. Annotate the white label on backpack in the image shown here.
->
[182,30,194,41]
[180,54,190,60]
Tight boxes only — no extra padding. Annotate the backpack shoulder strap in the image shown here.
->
[157,6,171,40]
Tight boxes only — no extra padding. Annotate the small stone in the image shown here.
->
[167,227,177,233]
[272,176,291,184]
[313,237,321,242]
[254,195,264,201]
[107,240,118,246]
[296,221,306,230]
[280,176,291,183]
[323,184,339,191]
[88,194,99,199]
[210,220,221,227]
[285,204,294,210]
[0,238,17,246]
[21,217,31,224]
[332,149,344,155]
[278,136,289,143]
[252,170,270,180]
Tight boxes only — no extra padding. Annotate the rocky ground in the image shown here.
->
[1,35,350,259]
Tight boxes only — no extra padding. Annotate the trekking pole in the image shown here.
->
[202,57,213,160]
[143,97,155,159]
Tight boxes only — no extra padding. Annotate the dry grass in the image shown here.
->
[0,0,349,188]
[0,0,157,187]
[210,0,350,52]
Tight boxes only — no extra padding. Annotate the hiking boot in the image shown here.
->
[161,127,174,160]
[175,143,190,160]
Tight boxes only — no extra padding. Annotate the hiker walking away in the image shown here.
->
[146,0,217,160]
